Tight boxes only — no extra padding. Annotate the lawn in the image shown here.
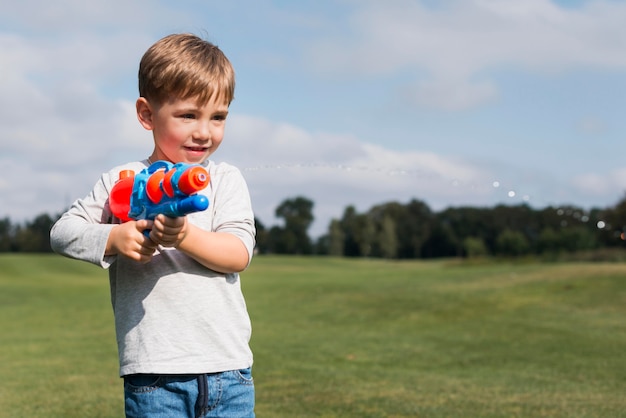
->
[0,254,625,417]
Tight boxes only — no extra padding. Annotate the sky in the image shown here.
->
[1,0,625,237]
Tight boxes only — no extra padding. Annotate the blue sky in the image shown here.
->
[1,0,625,236]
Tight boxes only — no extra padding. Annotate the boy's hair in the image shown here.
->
[138,33,235,105]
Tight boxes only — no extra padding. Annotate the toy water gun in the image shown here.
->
[109,161,210,223]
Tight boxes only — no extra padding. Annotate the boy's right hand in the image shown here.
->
[105,220,157,263]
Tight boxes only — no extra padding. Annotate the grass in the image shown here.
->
[0,254,121,417]
[0,254,625,417]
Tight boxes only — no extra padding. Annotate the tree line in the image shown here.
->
[255,195,626,259]
[2,195,626,258]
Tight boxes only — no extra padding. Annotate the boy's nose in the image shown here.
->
[193,121,212,140]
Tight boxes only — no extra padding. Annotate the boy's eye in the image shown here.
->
[181,113,196,119]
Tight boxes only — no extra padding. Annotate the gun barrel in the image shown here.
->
[145,194,209,219]
[175,194,209,216]
[163,165,209,197]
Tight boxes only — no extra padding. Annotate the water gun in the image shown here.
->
[109,161,210,223]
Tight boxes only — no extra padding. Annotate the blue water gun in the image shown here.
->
[109,161,209,222]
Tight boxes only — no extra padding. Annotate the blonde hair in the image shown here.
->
[138,33,235,105]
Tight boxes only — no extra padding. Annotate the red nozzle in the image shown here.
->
[178,166,210,195]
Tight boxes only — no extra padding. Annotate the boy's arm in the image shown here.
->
[51,167,158,267]
[149,165,255,274]
[51,211,116,267]
[50,173,118,267]
[150,216,250,273]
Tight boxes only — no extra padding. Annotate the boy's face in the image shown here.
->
[136,95,229,164]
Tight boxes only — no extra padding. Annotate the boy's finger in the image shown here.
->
[135,219,154,231]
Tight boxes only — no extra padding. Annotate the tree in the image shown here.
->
[437,207,495,254]
[327,219,344,256]
[366,199,433,259]
[254,217,268,254]
[273,196,314,254]
[377,215,398,259]
[594,195,626,247]
[537,227,560,255]
[398,199,434,258]
[422,220,459,258]
[14,213,55,252]
[267,226,295,254]
[496,228,530,257]
[0,217,13,252]
[463,237,489,258]
[339,206,361,257]
[558,226,597,252]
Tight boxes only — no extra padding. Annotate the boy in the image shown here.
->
[50,33,256,418]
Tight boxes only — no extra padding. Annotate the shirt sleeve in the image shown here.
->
[209,164,256,265]
[50,170,118,268]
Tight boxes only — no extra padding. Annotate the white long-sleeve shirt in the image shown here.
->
[50,159,256,376]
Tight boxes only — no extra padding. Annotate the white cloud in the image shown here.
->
[220,114,500,235]
[400,78,499,111]
[0,31,152,221]
[304,0,626,110]
[572,168,626,198]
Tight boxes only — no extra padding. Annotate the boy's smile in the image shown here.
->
[136,96,229,164]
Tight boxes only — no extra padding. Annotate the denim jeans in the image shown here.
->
[124,368,255,418]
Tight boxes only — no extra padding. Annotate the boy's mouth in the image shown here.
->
[185,146,209,152]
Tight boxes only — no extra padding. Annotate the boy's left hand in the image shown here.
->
[149,214,188,248]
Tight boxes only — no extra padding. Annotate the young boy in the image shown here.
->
[50,33,256,418]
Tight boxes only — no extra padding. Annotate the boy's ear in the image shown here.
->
[136,97,154,130]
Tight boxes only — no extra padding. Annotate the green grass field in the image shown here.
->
[0,254,625,417]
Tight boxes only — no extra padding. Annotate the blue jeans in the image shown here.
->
[124,368,255,418]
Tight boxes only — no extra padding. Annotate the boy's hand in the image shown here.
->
[149,214,188,248]
[106,220,157,263]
